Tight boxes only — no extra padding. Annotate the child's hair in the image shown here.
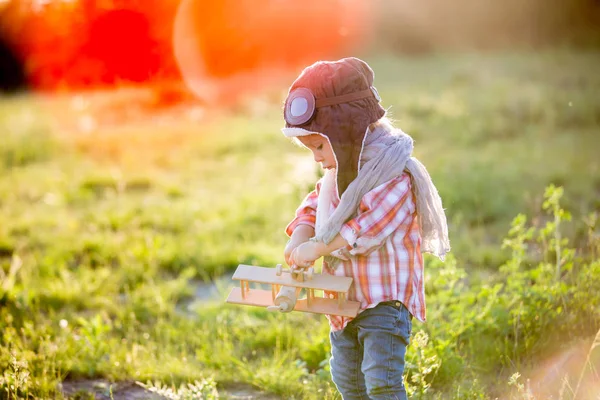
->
[368,116,396,133]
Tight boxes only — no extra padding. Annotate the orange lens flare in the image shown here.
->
[0,0,180,90]
[173,0,373,103]
[0,0,372,99]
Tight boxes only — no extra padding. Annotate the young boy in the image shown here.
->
[281,58,450,399]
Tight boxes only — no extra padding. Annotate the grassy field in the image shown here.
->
[1,49,599,399]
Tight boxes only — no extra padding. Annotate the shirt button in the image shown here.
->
[353,243,358,249]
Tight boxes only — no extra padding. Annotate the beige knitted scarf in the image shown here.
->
[315,118,450,267]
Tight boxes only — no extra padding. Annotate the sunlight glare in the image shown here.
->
[173,0,373,104]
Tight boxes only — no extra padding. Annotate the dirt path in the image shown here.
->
[60,379,281,399]
[61,278,283,400]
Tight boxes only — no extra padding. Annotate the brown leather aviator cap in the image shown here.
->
[283,57,385,195]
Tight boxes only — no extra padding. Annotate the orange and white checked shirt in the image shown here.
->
[286,172,425,331]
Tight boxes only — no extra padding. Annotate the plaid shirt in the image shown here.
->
[286,172,425,331]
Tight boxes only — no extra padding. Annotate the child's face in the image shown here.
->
[297,134,337,170]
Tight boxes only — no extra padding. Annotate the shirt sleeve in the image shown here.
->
[339,173,416,256]
[285,179,322,237]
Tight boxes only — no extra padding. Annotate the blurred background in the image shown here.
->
[1,1,599,399]
[1,0,599,94]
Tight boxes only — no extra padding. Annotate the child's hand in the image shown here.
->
[284,225,315,265]
[284,239,304,266]
[290,241,322,268]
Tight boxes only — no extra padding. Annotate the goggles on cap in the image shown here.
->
[284,86,381,126]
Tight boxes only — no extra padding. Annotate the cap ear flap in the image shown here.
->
[329,139,361,196]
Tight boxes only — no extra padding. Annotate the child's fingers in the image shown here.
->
[284,249,292,265]
[284,241,298,265]
[291,253,313,269]
[285,254,294,266]
[289,248,299,265]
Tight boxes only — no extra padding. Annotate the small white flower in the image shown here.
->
[59,319,68,329]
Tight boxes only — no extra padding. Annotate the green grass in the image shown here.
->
[0,49,599,399]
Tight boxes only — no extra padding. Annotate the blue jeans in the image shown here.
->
[329,301,413,400]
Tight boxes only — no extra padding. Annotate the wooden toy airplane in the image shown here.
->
[226,264,360,318]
